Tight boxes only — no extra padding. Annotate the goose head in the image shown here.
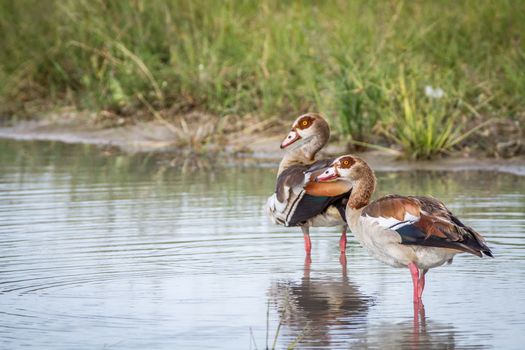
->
[315,155,373,183]
[315,155,376,209]
[280,113,330,152]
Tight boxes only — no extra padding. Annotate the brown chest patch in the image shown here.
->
[305,181,352,197]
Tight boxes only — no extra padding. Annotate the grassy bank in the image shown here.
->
[0,0,523,158]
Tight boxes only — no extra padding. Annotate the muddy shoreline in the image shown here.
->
[1,116,524,176]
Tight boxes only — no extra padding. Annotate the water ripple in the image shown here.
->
[1,140,525,349]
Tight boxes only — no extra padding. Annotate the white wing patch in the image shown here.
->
[362,212,419,230]
[266,172,310,226]
[265,194,280,224]
[303,171,314,184]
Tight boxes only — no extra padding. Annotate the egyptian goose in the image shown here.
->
[266,114,350,256]
[315,155,493,303]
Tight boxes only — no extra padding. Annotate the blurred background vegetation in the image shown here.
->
[0,0,523,158]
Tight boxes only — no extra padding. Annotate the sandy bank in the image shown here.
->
[1,116,524,176]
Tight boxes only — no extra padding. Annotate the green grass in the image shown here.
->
[0,0,524,158]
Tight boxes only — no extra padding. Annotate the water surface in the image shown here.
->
[1,140,524,349]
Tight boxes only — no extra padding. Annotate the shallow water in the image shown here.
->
[1,140,524,349]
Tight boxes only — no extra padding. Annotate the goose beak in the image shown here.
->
[280,130,301,149]
[315,166,339,182]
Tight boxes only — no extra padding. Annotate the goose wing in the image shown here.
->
[266,159,351,227]
[361,195,493,257]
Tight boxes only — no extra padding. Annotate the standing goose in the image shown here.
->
[315,155,493,303]
[266,114,350,256]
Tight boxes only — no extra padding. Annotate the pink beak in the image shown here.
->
[315,166,339,182]
[280,130,301,149]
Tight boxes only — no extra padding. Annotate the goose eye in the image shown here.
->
[301,120,308,126]
[343,160,350,166]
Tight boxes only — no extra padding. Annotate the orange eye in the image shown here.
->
[301,120,308,126]
[343,160,350,166]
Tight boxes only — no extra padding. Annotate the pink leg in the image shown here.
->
[411,266,426,340]
[413,301,420,339]
[301,226,312,254]
[304,235,312,254]
[412,297,426,340]
[408,262,420,303]
[339,227,347,253]
[339,252,347,266]
[304,254,311,277]
[417,269,428,300]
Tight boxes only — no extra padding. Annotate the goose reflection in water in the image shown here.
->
[268,258,370,348]
[358,308,483,350]
[268,259,467,349]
